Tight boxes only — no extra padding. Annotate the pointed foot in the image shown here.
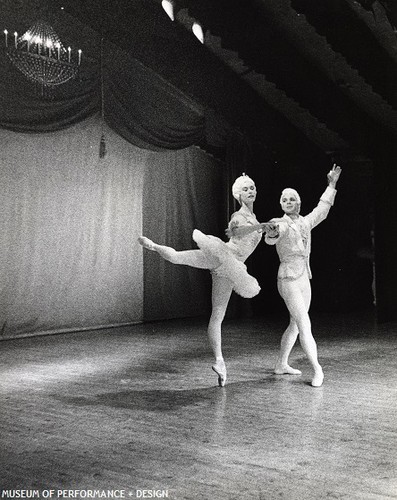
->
[212,361,227,387]
[138,236,156,251]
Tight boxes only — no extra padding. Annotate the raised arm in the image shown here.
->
[305,164,342,230]
[327,164,342,189]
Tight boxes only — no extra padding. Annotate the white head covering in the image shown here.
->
[280,188,301,213]
[232,173,255,204]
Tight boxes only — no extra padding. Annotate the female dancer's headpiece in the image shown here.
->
[232,173,255,203]
[280,188,301,212]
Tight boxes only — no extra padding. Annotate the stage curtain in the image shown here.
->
[0,115,145,338]
[142,147,223,321]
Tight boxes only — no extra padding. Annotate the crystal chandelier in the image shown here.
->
[4,20,82,94]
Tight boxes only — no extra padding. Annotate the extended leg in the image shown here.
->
[138,236,218,268]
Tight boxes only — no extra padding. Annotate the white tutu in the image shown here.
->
[192,229,261,298]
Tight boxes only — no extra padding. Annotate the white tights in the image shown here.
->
[277,272,323,382]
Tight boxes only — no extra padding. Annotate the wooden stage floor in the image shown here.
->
[0,310,396,499]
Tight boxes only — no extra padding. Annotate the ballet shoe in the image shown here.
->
[138,236,156,251]
[212,361,227,387]
[311,369,324,387]
[274,365,302,375]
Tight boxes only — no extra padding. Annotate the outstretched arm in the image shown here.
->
[225,220,266,239]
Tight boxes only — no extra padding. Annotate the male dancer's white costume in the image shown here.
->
[264,171,340,388]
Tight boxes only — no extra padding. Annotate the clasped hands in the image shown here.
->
[261,222,279,237]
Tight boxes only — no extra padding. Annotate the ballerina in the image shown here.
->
[139,173,270,387]
[263,164,342,387]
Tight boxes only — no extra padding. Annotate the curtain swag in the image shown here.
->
[0,39,206,151]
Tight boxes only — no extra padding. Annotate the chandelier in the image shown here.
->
[3,20,82,94]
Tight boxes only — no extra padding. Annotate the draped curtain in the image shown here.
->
[103,49,206,151]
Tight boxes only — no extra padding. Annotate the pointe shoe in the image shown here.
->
[274,365,302,375]
[212,361,227,387]
[138,236,156,251]
[311,369,324,387]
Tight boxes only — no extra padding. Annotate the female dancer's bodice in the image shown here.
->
[226,207,262,262]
